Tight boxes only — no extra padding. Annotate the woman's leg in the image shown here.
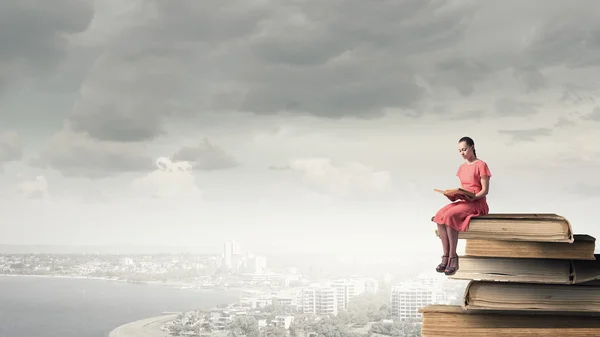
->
[445,225,460,275]
[432,202,461,272]
[436,224,449,272]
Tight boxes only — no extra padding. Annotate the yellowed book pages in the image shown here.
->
[432,213,574,242]
[450,256,572,283]
[462,280,600,312]
[420,305,600,337]
[449,255,600,284]
[464,234,595,260]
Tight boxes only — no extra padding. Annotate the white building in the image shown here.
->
[222,240,241,271]
[299,284,338,316]
[244,254,267,274]
[390,281,442,321]
[330,278,378,311]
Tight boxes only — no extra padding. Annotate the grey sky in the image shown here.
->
[1,0,600,259]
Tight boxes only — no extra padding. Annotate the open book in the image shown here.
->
[434,188,476,198]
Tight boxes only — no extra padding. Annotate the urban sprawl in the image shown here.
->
[1,240,467,337]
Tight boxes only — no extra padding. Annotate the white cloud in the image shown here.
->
[130,157,203,199]
[283,157,392,198]
[16,175,49,199]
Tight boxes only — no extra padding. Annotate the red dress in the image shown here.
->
[433,160,492,232]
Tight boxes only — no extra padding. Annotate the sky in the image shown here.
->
[1,0,600,260]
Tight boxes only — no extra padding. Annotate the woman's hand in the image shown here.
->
[453,193,473,202]
[461,194,477,202]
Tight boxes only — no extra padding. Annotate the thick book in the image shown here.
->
[433,213,574,243]
[420,304,600,337]
[464,234,595,260]
[449,255,600,284]
[434,188,475,198]
[462,280,600,312]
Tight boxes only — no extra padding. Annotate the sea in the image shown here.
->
[0,276,239,337]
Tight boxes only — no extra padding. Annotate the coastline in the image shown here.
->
[108,314,179,337]
[0,274,263,294]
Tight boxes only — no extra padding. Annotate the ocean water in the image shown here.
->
[0,276,239,337]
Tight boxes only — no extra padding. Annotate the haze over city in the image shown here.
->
[1,0,600,264]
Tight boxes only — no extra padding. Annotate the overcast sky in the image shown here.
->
[1,0,599,259]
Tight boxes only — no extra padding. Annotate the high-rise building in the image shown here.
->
[299,284,338,316]
[330,278,379,311]
[223,240,241,270]
[390,281,442,321]
[244,254,267,274]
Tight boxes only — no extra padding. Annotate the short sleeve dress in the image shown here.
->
[432,160,492,232]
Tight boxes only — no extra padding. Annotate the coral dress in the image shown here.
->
[433,160,492,232]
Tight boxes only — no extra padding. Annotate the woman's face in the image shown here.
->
[458,141,474,160]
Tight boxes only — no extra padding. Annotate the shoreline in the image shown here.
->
[108,314,179,337]
[0,274,265,294]
[3,274,272,336]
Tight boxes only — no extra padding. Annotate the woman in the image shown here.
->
[433,136,492,276]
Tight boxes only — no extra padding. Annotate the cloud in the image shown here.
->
[559,83,599,106]
[61,0,477,142]
[131,157,203,199]
[33,126,153,178]
[498,128,553,142]
[0,0,93,93]
[554,116,577,128]
[171,138,237,171]
[0,131,23,163]
[67,53,185,142]
[582,107,600,121]
[16,175,49,199]
[27,0,600,146]
[426,57,491,96]
[523,5,600,69]
[513,66,546,92]
[494,98,541,116]
[273,158,392,198]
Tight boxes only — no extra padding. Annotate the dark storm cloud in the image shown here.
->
[67,0,273,142]
[236,0,473,117]
[0,0,93,91]
[523,5,600,69]
[65,0,475,141]
[33,128,154,179]
[17,0,600,144]
[171,138,238,171]
[426,57,491,96]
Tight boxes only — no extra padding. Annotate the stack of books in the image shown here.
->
[421,213,600,336]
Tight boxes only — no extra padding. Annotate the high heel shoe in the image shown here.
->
[436,255,449,273]
[444,256,459,276]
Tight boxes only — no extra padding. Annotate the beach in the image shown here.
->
[108,314,179,337]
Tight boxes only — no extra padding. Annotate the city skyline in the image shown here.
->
[1,1,600,265]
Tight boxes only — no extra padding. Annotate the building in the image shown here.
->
[390,282,440,321]
[330,278,378,311]
[244,254,267,274]
[222,240,241,271]
[299,284,338,316]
